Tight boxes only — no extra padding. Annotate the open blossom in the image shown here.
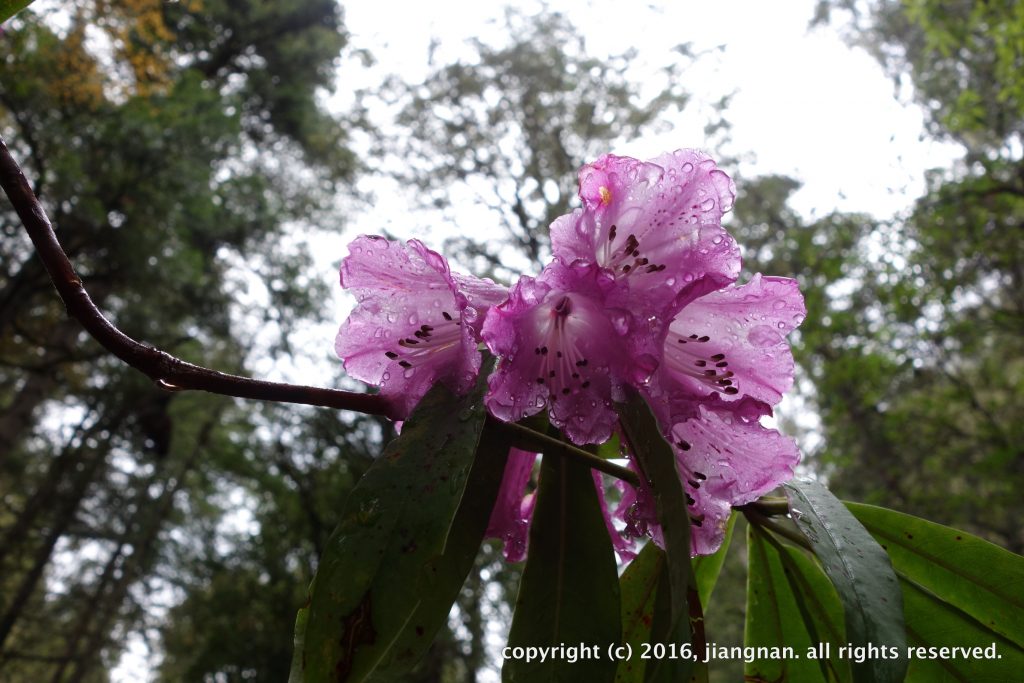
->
[550,150,741,317]
[481,258,654,445]
[619,274,806,555]
[335,236,505,418]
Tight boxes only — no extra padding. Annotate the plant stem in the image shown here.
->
[493,418,640,486]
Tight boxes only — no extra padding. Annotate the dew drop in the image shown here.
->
[701,198,716,211]
[747,324,783,347]
[403,368,415,379]
[408,313,418,325]
[386,312,397,323]
[682,162,694,173]
[773,299,786,310]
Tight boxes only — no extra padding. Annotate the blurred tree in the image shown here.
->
[0,1,367,679]
[785,0,1024,551]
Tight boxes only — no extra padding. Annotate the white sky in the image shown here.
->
[120,1,966,679]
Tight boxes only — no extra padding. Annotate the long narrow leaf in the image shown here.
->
[693,512,736,611]
[503,442,621,683]
[616,542,663,683]
[784,479,907,683]
[294,367,495,682]
[847,502,1024,647]
[745,526,830,681]
[618,393,701,683]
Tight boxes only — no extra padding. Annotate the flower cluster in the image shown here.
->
[335,150,803,557]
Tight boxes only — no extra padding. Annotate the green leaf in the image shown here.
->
[371,424,513,680]
[289,589,311,682]
[503,439,621,683]
[615,542,663,683]
[847,503,1024,647]
[617,393,700,683]
[295,366,499,683]
[772,537,852,682]
[784,479,907,683]
[693,512,736,611]
[745,525,837,682]
[899,576,1024,682]
[0,0,34,23]
[847,504,1024,682]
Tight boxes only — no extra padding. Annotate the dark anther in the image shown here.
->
[398,360,412,368]
[608,224,617,241]
[698,335,710,342]
[645,264,660,273]
[686,493,696,506]
[442,311,453,321]
[724,387,739,395]
[556,351,563,358]
[718,379,733,386]
[540,346,548,355]
[688,479,701,489]
[695,360,707,367]
[716,361,728,367]
[689,334,699,340]
[562,388,571,395]
[385,351,399,359]
[622,264,632,273]
[535,347,541,355]
[711,353,725,361]
[421,324,433,331]
[576,359,588,367]
[549,370,556,378]
[694,471,707,480]
[677,338,687,344]
[703,370,717,377]
[678,440,691,451]
[536,377,545,384]
[581,381,590,388]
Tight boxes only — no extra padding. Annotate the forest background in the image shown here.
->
[0,0,1021,680]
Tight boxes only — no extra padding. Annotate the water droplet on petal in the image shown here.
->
[701,198,715,211]
[773,299,786,310]
[403,368,415,379]
[748,324,783,347]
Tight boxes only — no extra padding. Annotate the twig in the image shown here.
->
[494,418,640,486]
[742,506,813,551]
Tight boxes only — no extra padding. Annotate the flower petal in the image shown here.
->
[482,261,637,445]
[485,448,539,562]
[662,274,805,406]
[669,398,800,555]
[335,236,480,418]
[551,150,741,315]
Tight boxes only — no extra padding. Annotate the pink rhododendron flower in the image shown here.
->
[481,259,653,445]
[485,448,539,562]
[550,150,741,316]
[335,235,505,418]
